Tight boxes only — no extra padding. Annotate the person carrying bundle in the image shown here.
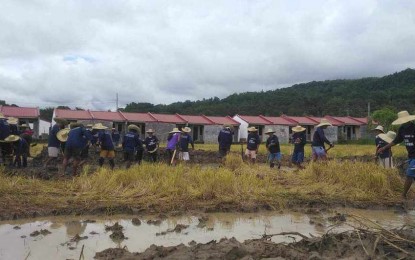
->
[377,111,415,199]
[291,125,307,169]
[123,124,142,168]
[144,129,159,162]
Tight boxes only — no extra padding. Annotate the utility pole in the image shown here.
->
[367,102,370,118]
[116,93,119,111]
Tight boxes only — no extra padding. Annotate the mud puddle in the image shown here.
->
[0,208,414,260]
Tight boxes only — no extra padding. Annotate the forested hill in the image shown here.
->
[127,68,415,117]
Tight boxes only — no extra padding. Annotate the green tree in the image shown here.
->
[371,107,397,131]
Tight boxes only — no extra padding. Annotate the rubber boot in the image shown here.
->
[109,159,115,170]
[270,163,275,168]
[98,157,104,167]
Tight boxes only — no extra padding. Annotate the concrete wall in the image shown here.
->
[145,122,176,143]
[323,126,338,143]
[203,125,223,144]
[264,125,290,144]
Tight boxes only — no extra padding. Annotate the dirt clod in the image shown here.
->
[30,229,51,237]
[105,222,123,232]
[13,226,21,230]
[110,230,126,241]
[70,234,88,242]
[132,218,141,226]
[327,213,347,222]
[147,219,162,225]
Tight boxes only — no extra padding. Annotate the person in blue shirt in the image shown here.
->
[218,125,233,159]
[144,129,159,163]
[0,113,11,165]
[79,125,93,167]
[123,124,142,168]
[5,135,28,168]
[45,118,67,167]
[62,123,89,176]
[377,111,415,199]
[291,125,307,169]
[112,128,121,147]
[245,127,260,164]
[94,123,115,170]
[179,127,194,162]
[265,129,281,169]
[311,119,334,162]
[7,117,20,135]
[375,130,394,168]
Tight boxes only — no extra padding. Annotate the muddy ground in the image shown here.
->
[94,226,415,260]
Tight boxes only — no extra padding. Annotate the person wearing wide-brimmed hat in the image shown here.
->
[265,129,281,169]
[178,127,194,162]
[0,113,11,165]
[122,124,143,168]
[144,129,159,162]
[44,118,68,167]
[62,122,91,176]
[291,125,307,168]
[218,125,233,159]
[311,119,334,162]
[378,111,415,199]
[93,123,115,170]
[7,117,20,135]
[376,131,395,168]
[5,135,28,168]
[245,126,260,163]
[111,128,121,147]
[166,127,181,165]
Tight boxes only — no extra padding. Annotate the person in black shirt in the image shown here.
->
[245,127,260,164]
[311,119,334,162]
[378,111,415,199]
[291,125,307,169]
[218,125,233,158]
[375,131,395,168]
[144,129,159,162]
[265,129,281,169]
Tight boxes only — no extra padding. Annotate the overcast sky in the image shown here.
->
[1,0,415,110]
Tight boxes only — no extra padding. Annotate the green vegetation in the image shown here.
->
[124,69,415,117]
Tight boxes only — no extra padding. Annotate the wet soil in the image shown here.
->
[94,226,415,260]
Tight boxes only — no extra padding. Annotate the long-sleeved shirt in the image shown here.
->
[393,122,415,159]
[311,127,331,147]
[292,132,307,153]
[48,124,61,148]
[167,133,180,150]
[98,130,114,150]
[123,131,142,152]
[0,119,10,140]
[375,136,391,159]
[266,134,280,153]
[246,133,260,151]
[180,134,194,152]
[145,136,159,151]
[13,138,28,156]
[66,127,89,149]
[218,129,233,149]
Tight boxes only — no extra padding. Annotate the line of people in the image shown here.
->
[0,114,34,168]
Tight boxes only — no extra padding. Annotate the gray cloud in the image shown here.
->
[1,0,415,110]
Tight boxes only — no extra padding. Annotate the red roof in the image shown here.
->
[204,116,240,126]
[177,114,214,125]
[307,116,343,126]
[327,116,365,126]
[90,111,125,122]
[149,113,187,124]
[54,109,93,120]
[120,112,157,122]
[260,115,296,126]
[0,106,39,118]
[351,117,368,124]
[235,115,273,125]
[282,115,319,125]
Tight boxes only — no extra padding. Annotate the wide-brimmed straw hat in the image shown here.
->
[316,119,332,128]
[7,117,18,125]
[128,124,140,132]
[371,125,385,133]
[4,135,20,142]
[265,128,275,134]
[20,124,29,129]
[247,126,258,132]
[0,113,5,119]
[182,127,191,133]
[292,125,306,133]
[392,111,415,125]
[169,127,181,133]
[92,123,108,130]
[146,129,155,133]
[378,131,396,144]
[57,128,70,142]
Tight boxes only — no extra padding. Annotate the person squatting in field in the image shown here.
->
[218,124,233,159]
[311,119,334,161]
[122,124,142,169]
[245,127,260,164]
[291,125,307,169]
[377,111,415,199]
[94,123,115,170]
[5,135,28,168]
[62,123,91,176]
[265,129,281,169]
[144,129,159,162]
[166,128,181,165]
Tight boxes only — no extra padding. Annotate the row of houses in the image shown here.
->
[0,105,369,143]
